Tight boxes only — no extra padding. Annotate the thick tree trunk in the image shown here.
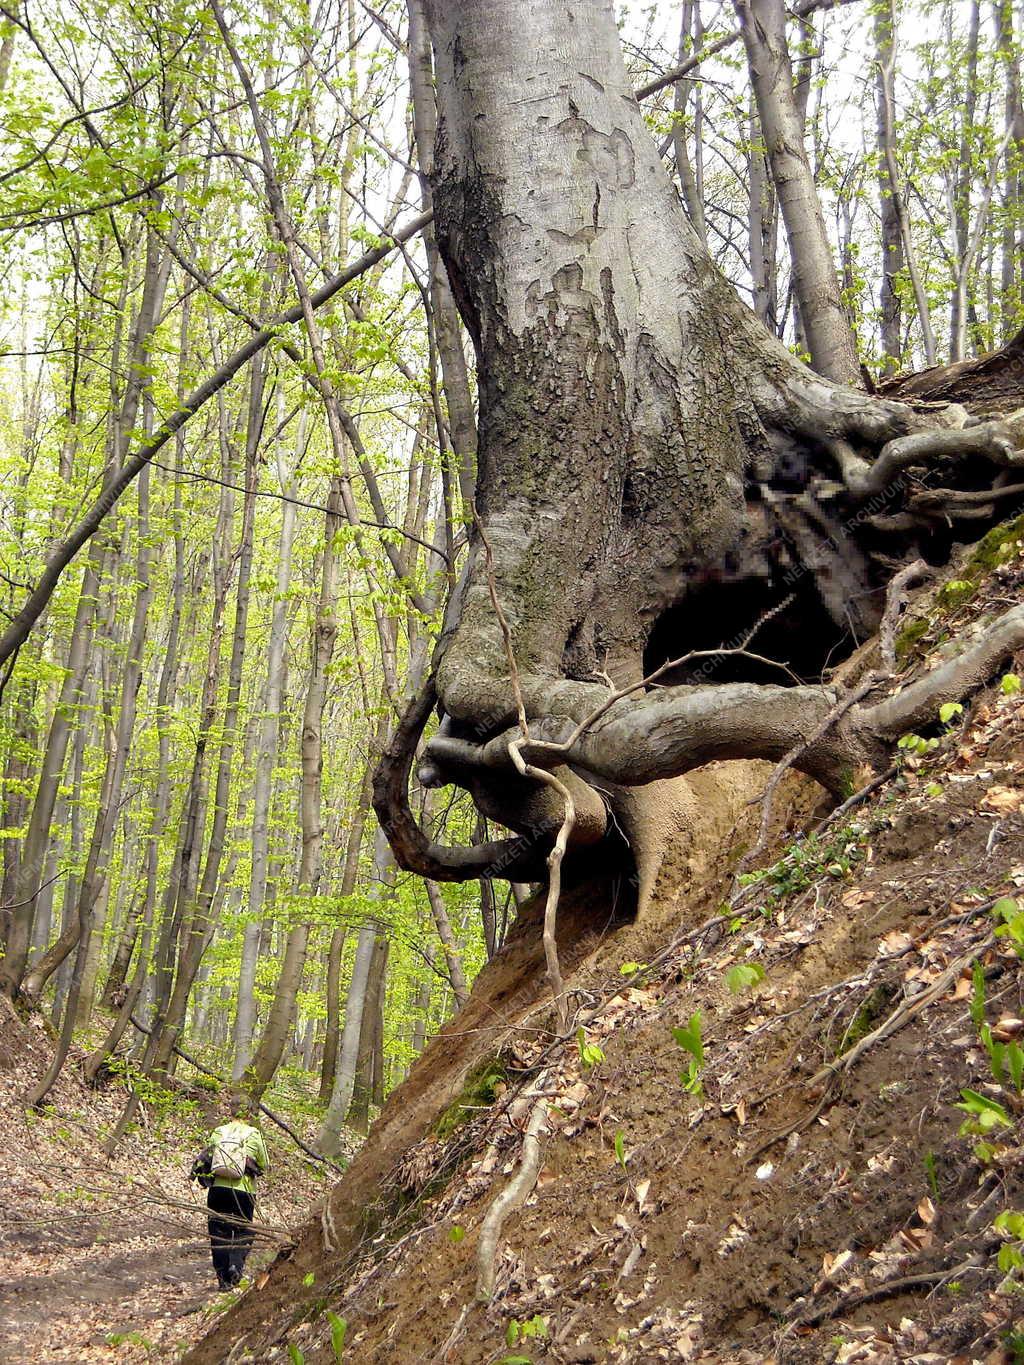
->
[373,0,1022,890]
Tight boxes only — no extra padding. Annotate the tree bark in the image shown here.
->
[371,0,1021,891]
[735,0,860,385]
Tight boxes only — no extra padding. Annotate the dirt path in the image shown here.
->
[0,1000,327,1364]
[0,1216,218,1363]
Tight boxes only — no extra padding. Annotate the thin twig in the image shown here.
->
[473,508,568,1029]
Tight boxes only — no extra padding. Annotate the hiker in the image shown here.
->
[191,1101,269,1290]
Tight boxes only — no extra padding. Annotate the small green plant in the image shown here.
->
[449,1224,465,1244]
[993,897,1024,959]
[938,578,975,608]
[970,959,987,1028]
[995,1210,1024,1277]
[287,1345,305,1365]
[671,1012,704,1096]
[326,1310,347,1362]
[506,1315,548,1347]
[980,1022,1024,1093]
[1002,672,1022,696]
[302,1272,316,1287]
[105,1331,153,1350]
[938,700,963,725]
[954,1087,1013,1161]
[614,1128,627,1171]
[725,962,765,994]
[618,960,647,976]
[737,824,867,906]
[897,732,939,757]
[577,1027,605,1070]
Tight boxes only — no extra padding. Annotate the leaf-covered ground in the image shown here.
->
[0,1011,332,1363]
[188,527,1024,1365]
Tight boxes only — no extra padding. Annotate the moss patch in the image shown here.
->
[963,511,1024,579]
[433,1057,507,1141]
[835,982,899,1057]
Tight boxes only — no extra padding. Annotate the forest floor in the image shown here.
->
[0,1008,333,1363]
[187,522,1024,1365]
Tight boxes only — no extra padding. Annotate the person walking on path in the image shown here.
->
[191,1101,269,1290]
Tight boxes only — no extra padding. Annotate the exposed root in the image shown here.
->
[750,935,993,1162]
[844,418,1020,499]
[878,557,932,673]
[475,1090,549,1301]
[787,1257,984,1330]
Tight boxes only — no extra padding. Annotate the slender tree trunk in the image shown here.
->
[671,1,707,245]
[874,0,904,373]
[994,0,1024,339]
[747,96,779,332]
[735,0,860,385]
[949,0,980,362]
[243,479,343,1103]
[147,418,257,1076]
[348,933,388,1135]
[319,754,377,1100]
[407,942,435,1073]
[232,395,300,1081]
[317,827,395,1155]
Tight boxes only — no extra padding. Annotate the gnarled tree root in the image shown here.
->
[475,1090,549,1301]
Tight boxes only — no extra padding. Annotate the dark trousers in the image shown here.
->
[207,1185,255,1287]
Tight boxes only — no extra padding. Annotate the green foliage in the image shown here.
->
[936,579,975,609]
[954,1087,1013,1155]
[671,1013,704,1096]
[970,960,987,1028]
[897,732,939,757]
[993,897,1024,959]
[506,1316,547,1347]
[326,1311,348,1361]
[1002,673,1022,696]
[577,1028,606,1071]
[614,1128,627,1170]
[738,825,867,907]
[287,1345,305,1365]
[724,962,765,994]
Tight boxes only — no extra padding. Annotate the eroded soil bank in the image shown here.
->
[188,530,1024,1365]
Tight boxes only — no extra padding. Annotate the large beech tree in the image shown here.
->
[374,0,1024,891]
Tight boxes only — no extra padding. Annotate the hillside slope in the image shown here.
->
[189,523,1024,1365]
